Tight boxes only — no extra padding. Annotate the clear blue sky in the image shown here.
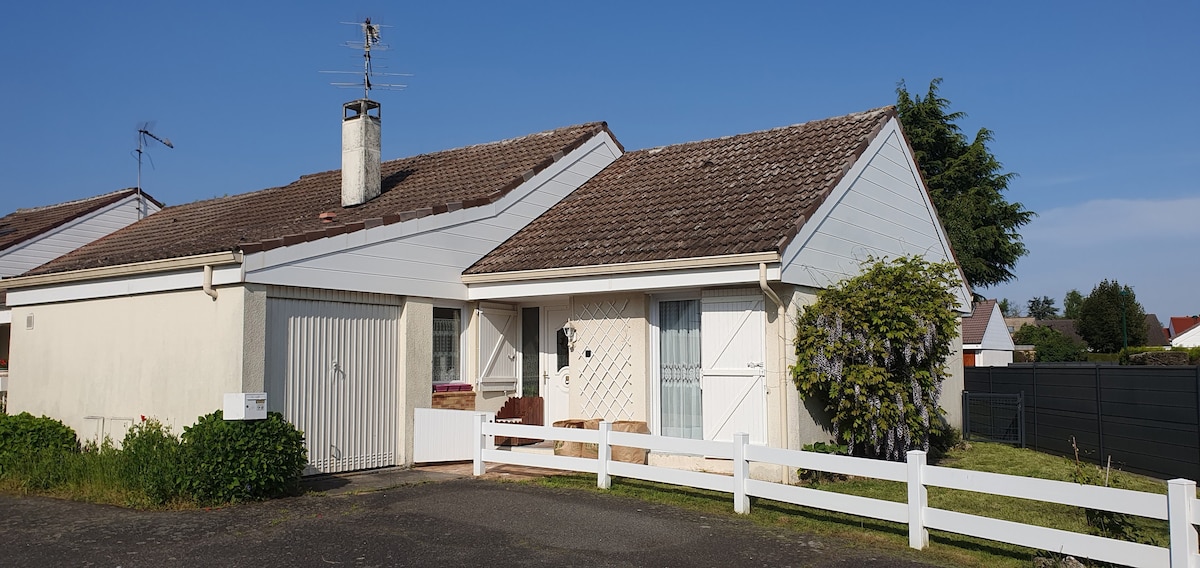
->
[2,1,1197,320]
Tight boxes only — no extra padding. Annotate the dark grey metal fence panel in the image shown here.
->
[962,364,1200,480]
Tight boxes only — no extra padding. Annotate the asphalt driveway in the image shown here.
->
[0,475,943,567]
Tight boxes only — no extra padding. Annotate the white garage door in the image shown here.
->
[266,297,401,475]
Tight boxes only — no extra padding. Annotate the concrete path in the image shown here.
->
[0,465,944,567]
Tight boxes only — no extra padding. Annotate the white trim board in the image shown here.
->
[5,265,242,307]
[468,263,781,301]
[243,131,624,300]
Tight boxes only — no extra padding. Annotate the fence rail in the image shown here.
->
[472,414,1200,568]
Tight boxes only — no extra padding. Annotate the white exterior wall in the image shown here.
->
[0,194,161,278]
[7,285,247,441]
[974,349,1014,367]
[779,118,970,310]
[244,132,622,300]
[1172,325,1200,348]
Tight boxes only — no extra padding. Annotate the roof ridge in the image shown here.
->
[234,122,612,254]
[636,106,894,155]
[294,121,610,182]
[12,188,138,214]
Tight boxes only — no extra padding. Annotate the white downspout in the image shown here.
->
[203,265,218,300]
[760,262,794,467]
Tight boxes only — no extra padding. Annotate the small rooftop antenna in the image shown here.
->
[133,122,173,219]
[321,17,410,96]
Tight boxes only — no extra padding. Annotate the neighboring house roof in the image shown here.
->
[27,123,615,277]
[0,189,161,255]
[1170,316,1200,338]
[1038,319,1085,345]
[962,299,1015,351]
[962,299,997,345]
[1144,314,1170,346]
[466,107,893,274]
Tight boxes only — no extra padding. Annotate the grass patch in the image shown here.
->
[531,442,1170,568]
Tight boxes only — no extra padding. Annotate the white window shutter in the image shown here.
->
[477,307,519,393]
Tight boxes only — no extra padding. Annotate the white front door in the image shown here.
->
[543,307,571,425]
[701,296,767,444]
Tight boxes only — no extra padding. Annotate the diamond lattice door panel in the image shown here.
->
[701,296,767,444]
[576,299,636,421]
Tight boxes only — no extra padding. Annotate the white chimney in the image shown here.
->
[341,99,382,207]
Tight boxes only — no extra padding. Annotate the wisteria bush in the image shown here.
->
[791,256,961,461]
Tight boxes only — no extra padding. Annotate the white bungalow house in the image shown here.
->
[0,189,161,402]
[1173,321,1200,348]
[3,101,969,477]
[961,299,1015,366]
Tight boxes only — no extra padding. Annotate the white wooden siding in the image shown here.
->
[0,195,160,278]
[780,119,969,308]
[265,297,401,475]
[979,303,1016,351]
[700,295,767,444]
[243,132,622,300]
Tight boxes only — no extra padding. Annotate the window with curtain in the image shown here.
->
[433,307,461,383]
[659,299,702,439]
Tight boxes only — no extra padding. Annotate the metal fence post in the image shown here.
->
[907,450,928,549]
[1168,479,1198,568]
[473,412,487,476]
[733,432,750,514]
[1096,365,1106,464]
[962,391,971,442]
[597,421,612,489]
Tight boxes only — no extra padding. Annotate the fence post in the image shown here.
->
[962,391,971,442]
[473,412,487,476]
[597,421,612,489]
[907,450,928,549]
[733,432,750,514]
[1168,479,1198,568]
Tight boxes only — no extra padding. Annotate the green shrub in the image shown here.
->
[0,412,81,488]
[0,412,80,463]
[178,410,307,504]
[120,419,183,505]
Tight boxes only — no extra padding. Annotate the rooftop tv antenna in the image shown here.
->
[321,17,410,97]
[133,122,173,219]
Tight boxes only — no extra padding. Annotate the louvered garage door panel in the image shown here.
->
[700,296,767,444]
[266,298,400,475]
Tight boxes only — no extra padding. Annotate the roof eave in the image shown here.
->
[2,251,243,290]
[462,251,781,284]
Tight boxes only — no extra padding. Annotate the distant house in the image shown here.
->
[3,103,970,477]
[0,189,161,398]
[1144,314,1170,347]
[1169,316,1200,340]
[1173,320,1200,348]
[962,300,1014,366]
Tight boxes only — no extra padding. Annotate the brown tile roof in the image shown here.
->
[465,107,894,274]
[1144,314,1170,346]
[27,123,614,276]
[0,189,161,254]
[962,299,998,345]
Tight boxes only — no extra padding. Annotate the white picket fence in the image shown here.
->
[470,414,1200,568]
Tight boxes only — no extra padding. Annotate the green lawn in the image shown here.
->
[532,442,1170,568]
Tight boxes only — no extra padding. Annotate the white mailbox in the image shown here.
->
[223,392,268,420]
